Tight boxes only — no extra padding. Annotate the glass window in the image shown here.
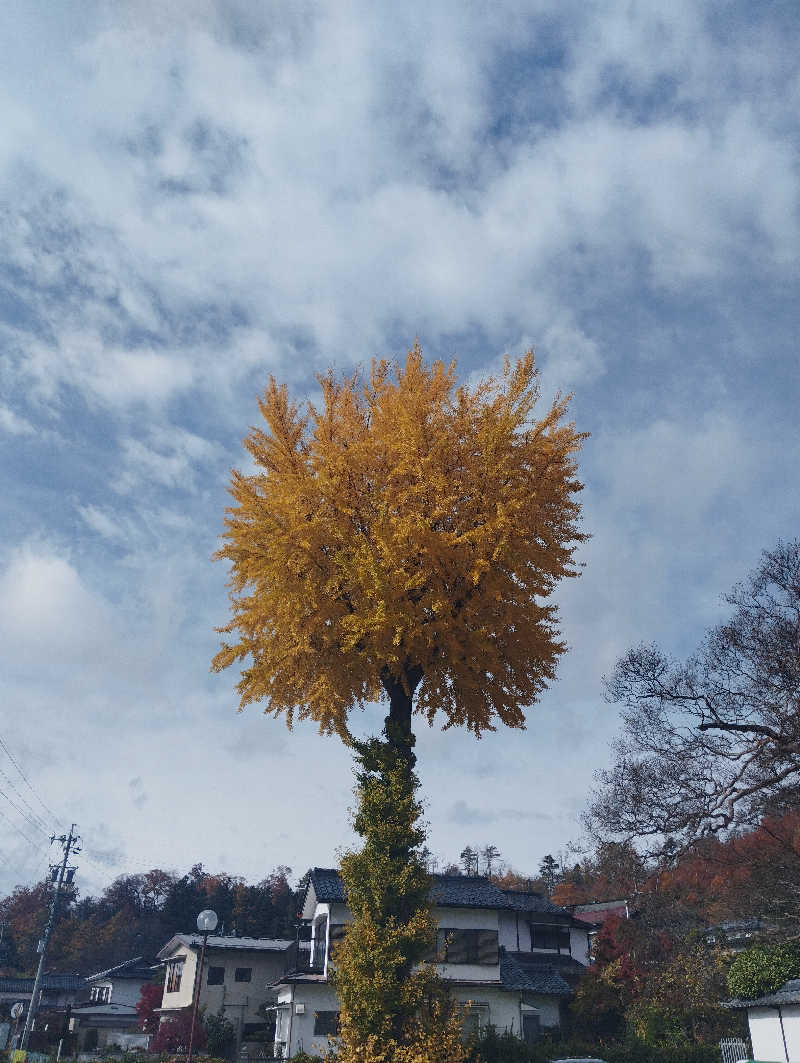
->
[165,959,184,994]
[313,1011,339,1036]
[234,967,252,982]
[530,924,571,953]
[207,966,225,985]
[436,929,498,965]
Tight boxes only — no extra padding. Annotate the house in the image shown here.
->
[0,972,86,1015]
[68,956,154,1052]
[704,918,772,953]
[270,869,592,1059]
[156,933,295,1055]
[0,974,86,1052]
[571,899,630,960]
[725,978,800,1062]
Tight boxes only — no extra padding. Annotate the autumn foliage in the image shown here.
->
[213,346,586,739]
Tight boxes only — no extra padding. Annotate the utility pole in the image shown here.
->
[19,825,80,1054]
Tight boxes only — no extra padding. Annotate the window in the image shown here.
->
[460,1004,488,1043]
[530,924,570,953]
[207,966,225,986]
[89,985,111,1003]
[234,967,252,982]
[522,1013,541,1044]
[328,924,348,961]
[437,929,498,965]
[165,959,184,994]
[313,1011,339,1036]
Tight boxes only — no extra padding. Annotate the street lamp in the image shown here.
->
[187,909,218,1063]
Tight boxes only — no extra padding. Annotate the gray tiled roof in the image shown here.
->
[0,974,86,992]
[309,868,346,903]
[430,876,511,908]
[725,978,800,1008]
[500,890,570,916]
[307,869,576,918]
[499,949,572,996]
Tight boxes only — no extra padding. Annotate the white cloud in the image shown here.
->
[0,0,798,894]
[0,404,34,435]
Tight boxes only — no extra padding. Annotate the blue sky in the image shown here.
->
[0,0,798,898]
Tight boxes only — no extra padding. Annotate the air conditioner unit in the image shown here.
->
[295,1004,305,1015]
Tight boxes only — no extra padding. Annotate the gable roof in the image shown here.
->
[303,868,580,920]
[157,934,294,960]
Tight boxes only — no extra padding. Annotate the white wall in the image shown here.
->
[275,983,340,1058]
[748,1006,797,1062]
[160,944,291,1025]
[161,947,198,1010]
[569,926,590,966]
[435,907,501,984]
[783,1005,800,1061]
[499,911,527,951]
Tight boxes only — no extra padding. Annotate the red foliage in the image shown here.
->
[136,982,163,1034]
[151,1009,206,1054]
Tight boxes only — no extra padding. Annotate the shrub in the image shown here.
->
[728,942,800,1000]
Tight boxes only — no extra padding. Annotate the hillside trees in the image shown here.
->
[213,346,587,1056]
[587,540,800,858]
[0,864,298,976]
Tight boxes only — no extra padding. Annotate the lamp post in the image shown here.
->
[187,908,217,1063]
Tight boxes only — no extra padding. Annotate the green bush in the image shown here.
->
[468,1027,722,1063]
[728,942,800,1000]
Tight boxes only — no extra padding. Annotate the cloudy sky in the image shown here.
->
[1,0,798,900]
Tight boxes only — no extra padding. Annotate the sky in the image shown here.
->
[0,0,798,901]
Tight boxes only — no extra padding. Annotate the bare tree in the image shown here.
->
[481,844,501,877]
[586,540,800,858]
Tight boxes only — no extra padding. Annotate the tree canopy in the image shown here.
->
[213,345,586,741]
[587,540,800,857]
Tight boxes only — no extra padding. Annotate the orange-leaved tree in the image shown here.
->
[213,345,586,1060]
[213,344,586,758]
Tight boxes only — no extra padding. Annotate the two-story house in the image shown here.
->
[69,956,154,1051]
[157,933,295,1055]
[270,869,591,1058]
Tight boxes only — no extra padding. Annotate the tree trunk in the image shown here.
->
[381,663,423,769]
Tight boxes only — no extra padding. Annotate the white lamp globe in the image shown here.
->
[197,909,218,933]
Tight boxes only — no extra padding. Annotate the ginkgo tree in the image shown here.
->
[213,344,586,1059]
[213,344,586,756]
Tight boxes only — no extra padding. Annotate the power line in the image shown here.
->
[0,762,52,833]
[0,784,50,839]
[0,803,42,853]
[0,732,64,829]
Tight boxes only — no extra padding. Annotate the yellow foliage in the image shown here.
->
[213,345,586,737]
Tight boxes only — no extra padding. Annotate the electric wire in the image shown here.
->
[0,785,50,840]
[0,732,65,829]
[0,763,52,834]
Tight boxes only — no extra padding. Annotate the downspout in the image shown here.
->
[285,983,295,1060]
[777,1005,789,1063]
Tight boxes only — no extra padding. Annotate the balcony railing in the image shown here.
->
[309,938,326,972]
